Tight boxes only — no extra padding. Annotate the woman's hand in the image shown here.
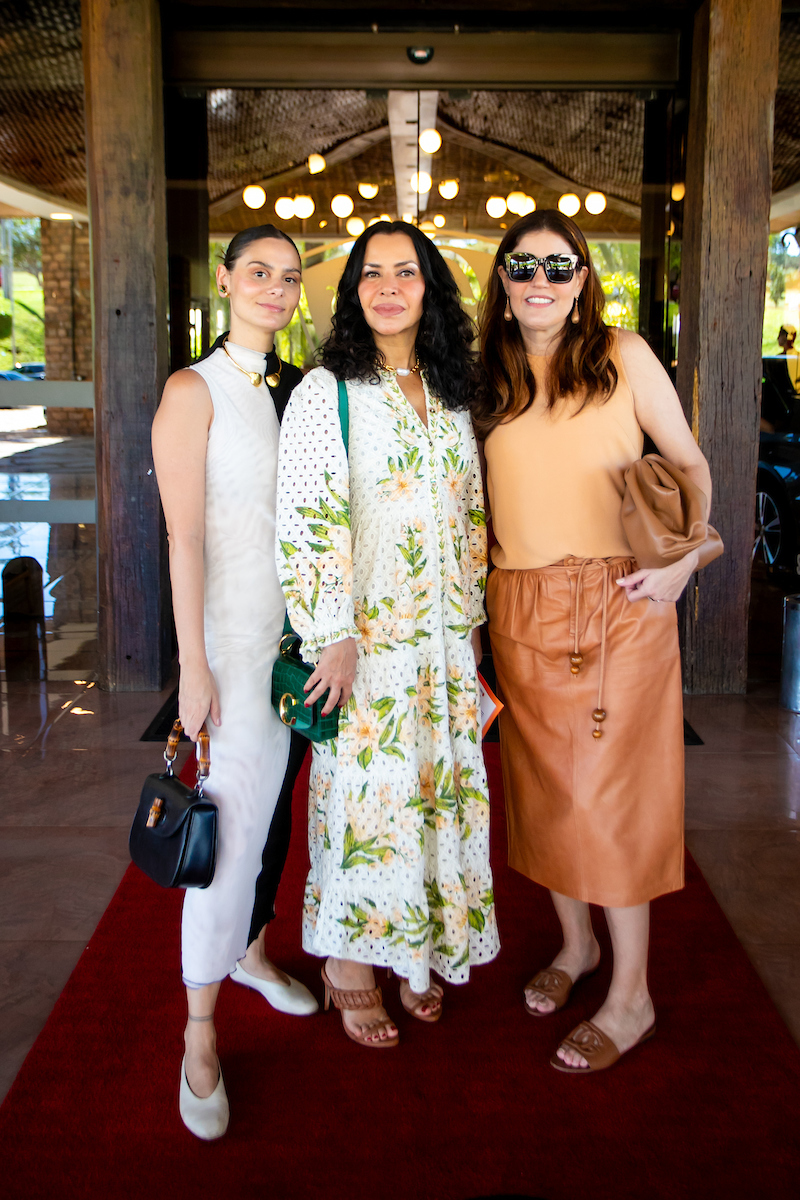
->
[304,638,358,715]
[471,625,484,667]
[178,661,221,741]
[616,549,700,604]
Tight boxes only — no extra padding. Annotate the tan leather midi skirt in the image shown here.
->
[486,557,684,908]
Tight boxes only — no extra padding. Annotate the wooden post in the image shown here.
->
[82,0,171,690]
[676,0,781,693]
[164,87,210,371]
[638,93,672,364]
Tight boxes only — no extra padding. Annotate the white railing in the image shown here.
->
[1,382,96,523]
[0,381,94,408]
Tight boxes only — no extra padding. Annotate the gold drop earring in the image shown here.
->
[504,294,513,322]
[571,297,580,325]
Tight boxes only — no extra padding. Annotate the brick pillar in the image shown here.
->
[41,218,94,436]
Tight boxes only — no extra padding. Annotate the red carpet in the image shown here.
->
[1,744,800,1199]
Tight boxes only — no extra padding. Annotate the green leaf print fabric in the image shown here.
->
[275,367,499,990]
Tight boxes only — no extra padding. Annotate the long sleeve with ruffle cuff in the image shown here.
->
[463,425,489,631]
[275,370,359,665]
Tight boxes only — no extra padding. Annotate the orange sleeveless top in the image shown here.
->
[484,331,642,570]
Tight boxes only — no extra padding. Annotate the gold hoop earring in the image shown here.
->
[571,298,580,325]
[504,295,513,323]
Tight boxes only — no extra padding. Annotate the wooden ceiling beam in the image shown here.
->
[388,90,438,219]
[166,29,680,89]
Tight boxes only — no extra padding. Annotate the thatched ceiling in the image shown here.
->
[0,1,797,228]
[774,13,800,195]
[208,88,387,204]
[208,90,643,239]
[0,0,85,207]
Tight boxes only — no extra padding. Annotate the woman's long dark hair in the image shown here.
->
[319,220,475,410]
[472,209,617,439]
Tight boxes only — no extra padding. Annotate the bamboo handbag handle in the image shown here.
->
[163,718,210,787]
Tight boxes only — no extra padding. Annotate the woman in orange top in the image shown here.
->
[474,210,712,1074]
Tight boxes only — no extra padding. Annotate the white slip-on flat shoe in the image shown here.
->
[229,960,319,1015]
[179,1056,230,1141]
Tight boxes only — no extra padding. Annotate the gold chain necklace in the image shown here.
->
[382,355,420,379]
[222,338,282,388]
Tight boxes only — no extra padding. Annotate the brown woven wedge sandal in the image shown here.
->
[321,966,399,1049]
[524,965,599,1017]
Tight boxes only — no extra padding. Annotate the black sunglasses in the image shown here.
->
[503,252,581,283]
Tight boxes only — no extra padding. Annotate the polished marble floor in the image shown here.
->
[1,667,799,1103]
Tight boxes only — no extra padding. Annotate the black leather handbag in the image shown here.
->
[129,719,218,888]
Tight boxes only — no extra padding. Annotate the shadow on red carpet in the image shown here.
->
[1,744,799,1199]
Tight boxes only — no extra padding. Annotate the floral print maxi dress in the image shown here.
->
[276,366,500,992]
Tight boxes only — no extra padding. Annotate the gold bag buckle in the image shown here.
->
[279,693,298,727]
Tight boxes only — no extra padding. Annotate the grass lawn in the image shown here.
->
[0,270,45,369]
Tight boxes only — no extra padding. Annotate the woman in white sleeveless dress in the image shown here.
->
[152,226,313,1140]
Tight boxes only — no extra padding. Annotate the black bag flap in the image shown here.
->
[139,772,215,838]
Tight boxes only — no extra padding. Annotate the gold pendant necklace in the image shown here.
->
[222,339,262,387]
[222,338,283,389]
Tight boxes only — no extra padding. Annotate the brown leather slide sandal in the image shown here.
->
[550,1018,657,1074]
[524,965,599,1017]
[321,967,399,1049]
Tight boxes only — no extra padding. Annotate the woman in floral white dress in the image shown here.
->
[276,222,499,1048]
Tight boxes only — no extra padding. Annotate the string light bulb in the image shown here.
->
[433,214,446,228]
[438,180,459,200]
[243,185,267,209]
[274,196,295,219]
[584,191,607,215]
[671,182,686,202]
[358,182,379,199]
[558,193,581,217]
[308,154,326,174]
[346,216,366,236]
[411,171,432,194]
[418,128,442,154]
[506,191,528,216]
[293,195,315,219]
[331,193,354,218]
[486,196,507,219]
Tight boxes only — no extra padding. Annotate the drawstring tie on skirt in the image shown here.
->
[569,559,610,740]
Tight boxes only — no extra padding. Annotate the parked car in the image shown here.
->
[0,369,30,381]
[755,355,800,575]
[12,362,45,380]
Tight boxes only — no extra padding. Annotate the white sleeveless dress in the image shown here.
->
[181,342,290,988]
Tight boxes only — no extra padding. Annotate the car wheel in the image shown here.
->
[753,481,794,572]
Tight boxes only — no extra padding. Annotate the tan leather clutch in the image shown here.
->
[621,454,723,570]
